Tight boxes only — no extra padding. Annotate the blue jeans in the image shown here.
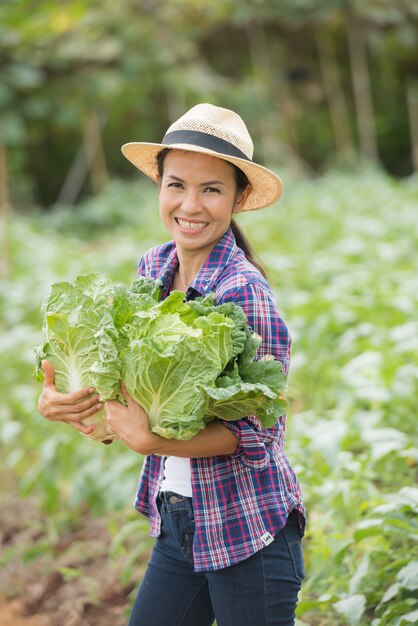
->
[128,491,304,626]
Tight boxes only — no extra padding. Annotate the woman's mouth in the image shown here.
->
[175,218,209,231]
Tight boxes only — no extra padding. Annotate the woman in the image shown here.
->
[38,103,306,626]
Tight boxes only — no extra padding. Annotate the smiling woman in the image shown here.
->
[37,103,305,626]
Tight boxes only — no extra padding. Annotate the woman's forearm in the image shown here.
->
[105,386,238,457]
[144,421,238,458]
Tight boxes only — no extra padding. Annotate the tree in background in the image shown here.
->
[0,0,417,208]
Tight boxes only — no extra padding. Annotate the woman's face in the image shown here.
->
[157,150,249,257]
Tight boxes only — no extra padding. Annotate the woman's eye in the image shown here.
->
[204,187,220,193]
[168,182,183,189]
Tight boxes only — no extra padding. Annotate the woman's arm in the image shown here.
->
[105,383,238,457]
[149,421,238,457]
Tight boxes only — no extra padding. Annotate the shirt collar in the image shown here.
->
[158,227,238,298]
[190,227,237,296]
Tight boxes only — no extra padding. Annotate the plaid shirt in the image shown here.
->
[134,227,305,572]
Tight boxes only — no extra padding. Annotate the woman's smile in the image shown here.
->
[175,217,210,232]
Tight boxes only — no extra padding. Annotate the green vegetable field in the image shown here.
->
[1,170,417,625]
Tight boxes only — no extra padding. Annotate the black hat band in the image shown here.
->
[162,130,251,162]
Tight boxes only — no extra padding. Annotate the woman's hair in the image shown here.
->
[156,148,268,278]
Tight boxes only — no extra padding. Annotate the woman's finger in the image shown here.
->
[59,403,103,422]
[52,387,97,405]
[41,360,56,389]
[69,420,97,435]
[54,393,101,412]
[120,382,145,413]
[104,399,116,412]
[120,381,134,407]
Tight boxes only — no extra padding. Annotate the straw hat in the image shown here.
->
[121,103,283,212]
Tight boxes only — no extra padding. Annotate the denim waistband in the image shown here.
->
[158,491,300,518]
[158,490,193,506]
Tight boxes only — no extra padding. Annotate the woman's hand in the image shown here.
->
[38,360,102,436]
[105,382,156,454]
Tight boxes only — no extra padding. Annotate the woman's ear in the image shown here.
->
[233,185,252,213]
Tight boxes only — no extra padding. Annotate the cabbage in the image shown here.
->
[35,274,287,442]
[35,274,162,442]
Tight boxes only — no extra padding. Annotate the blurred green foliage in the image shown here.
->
[0,170,417,623]
[0,0,417,207]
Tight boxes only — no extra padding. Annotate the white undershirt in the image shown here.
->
[160,456,193,497]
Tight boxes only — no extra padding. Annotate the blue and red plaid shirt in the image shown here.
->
[134,227,305,572]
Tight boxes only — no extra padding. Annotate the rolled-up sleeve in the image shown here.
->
[223,416,272,470]
[234,281,291,372]
[219,280,291,468]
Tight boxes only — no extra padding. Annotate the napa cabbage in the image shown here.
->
[36,274,287,442]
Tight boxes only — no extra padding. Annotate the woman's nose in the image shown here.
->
[181,190,201,213]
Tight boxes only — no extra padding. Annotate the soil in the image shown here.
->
[0,482,152,626]
[0,598,50,626]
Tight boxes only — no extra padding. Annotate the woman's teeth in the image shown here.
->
[177,219,209,230]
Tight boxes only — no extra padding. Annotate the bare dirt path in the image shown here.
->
[0,479,150,626]
[0,598,49,626]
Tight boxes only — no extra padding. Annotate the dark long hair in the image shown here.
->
[156,148,268,279]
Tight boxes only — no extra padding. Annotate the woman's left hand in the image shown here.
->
[105,382,156,454]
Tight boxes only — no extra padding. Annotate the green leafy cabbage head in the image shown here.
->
[35,275,287,443]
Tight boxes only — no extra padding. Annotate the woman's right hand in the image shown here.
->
[38,360,102,436]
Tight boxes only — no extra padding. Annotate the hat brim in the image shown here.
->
[121,142,283,212]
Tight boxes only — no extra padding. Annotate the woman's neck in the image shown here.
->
[176,249,208,289]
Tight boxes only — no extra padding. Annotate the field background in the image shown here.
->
[1,2,417,625]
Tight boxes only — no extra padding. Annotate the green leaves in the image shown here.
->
[36,274,288,441]
[203,382,282,428]
[121,287,287,440]
[333,594,366,626]
[123,339,212,440]
[397,561,418,592]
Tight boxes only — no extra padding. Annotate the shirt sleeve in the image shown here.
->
[218,281,291,469]
[137,254,147,277]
